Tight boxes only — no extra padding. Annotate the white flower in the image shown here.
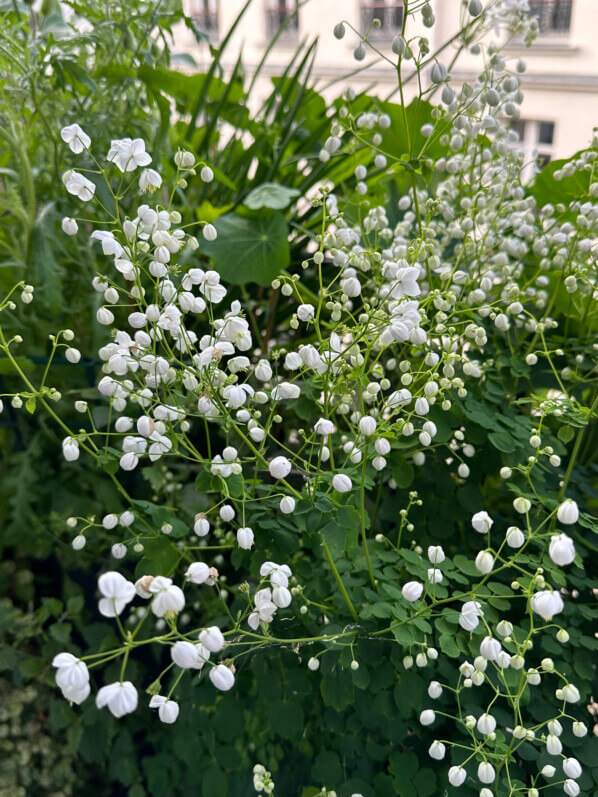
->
[96,681,138,718]
[332,474,352,493]
[149,695,180,724]
[65,347,81,363]
[431,62,448,83]
[572,721,588,737]
[203,223,217,241]
[199,626,225,653]
[62,217,78,235]
[280,496,296,514]
[249,588,277,629]
[60,123,91,153]
[120,452,139,471]
[260,561,291,588]
[402,581,424,602]
[530,590,564,620]
[149,576,185,617]
[471,511,493,533]
[63,170,95,201]
[448,766,466,787]
[477,762,495,784]
[513,496,531,514]
[459,601,483,631]
[549,533,576,566]
[271,382,301,400]
[477,714,496,734]
[62,437,80,462]
[269,456,292,479]
[563,758,582,779]
[52,653,90,704]
[506,526,525,548]
[107,138,152,172]
[546,734,562,755]
[557,499,579,525]
[429,741,446,760]
[564,780,581,797]
[111,543,126,559]
[139,169,162,192]
[297,303,315,321]
[255,360,273,381]
[97,571,136,617]
[220,505,235,522]
[427,681,442,699]
[414,397,429,416]
[419,709,435,726]
[134,575,153,599]
[359,416,377,436]
[314,418,336,435]
[561,683,581,703]
[475,550,494,574]
[194,516,210,536]
[272,586,292,608]
[171,641,210,669]
[209,664,235,691]
[174,150,194,168]
[185,562,211,584]
[237,526,254,550]
[91,230,124,258]
[427,568,443,584]
[496,620,513,637]
[427,545,445,563]
[479,636,501,661]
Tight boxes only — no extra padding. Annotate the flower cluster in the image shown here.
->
[0,1,595,793]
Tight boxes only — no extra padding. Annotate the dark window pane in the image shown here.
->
[537,153,552,169]
[538,121,555,145]
[361,2,404,39]
[190,0,218,37]
[529,0,572,33]
[266,1,299,39]
[510,120,526,141]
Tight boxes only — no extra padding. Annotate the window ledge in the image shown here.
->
[505,38,579,55]
[262,38,301,49]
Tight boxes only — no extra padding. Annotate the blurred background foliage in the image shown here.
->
[0,1,597,795]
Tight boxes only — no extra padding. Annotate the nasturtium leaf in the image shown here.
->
[244,182,300,210]
[198,211,290,285]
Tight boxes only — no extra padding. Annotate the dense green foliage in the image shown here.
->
[0,2,597,796]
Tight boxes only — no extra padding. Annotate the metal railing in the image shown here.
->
[265,7,299,41]
[361,2,404,39]
[529,0,572,33]
[191,10,219,38]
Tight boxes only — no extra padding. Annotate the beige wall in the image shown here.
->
[176,0,598,160]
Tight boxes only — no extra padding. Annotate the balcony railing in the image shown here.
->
[529,0,572,33]
[265,8,299,41]
[191,10,219,38]
[361,2,404,40]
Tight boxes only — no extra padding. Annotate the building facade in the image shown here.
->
[176,0,598,163]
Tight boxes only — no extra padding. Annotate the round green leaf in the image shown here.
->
[244,182,300,210]
[199,211,290,285]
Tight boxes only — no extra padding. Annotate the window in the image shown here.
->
[265,0,299,41]
[510,119,555,180]
[529,0,572,34]
[361,1,404,40]
[189,0,219,39]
